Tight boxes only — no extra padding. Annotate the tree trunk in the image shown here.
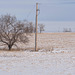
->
[8,45,12,50]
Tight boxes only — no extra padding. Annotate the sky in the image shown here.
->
[0,0,75,21]
[0,0,75,32]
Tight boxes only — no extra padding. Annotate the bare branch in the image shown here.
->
[0,14,30,50]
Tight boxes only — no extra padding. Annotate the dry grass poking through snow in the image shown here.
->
[0,51,75,75]
[0,33,75,75]
[20,32,75,52]
[0,32,75,52]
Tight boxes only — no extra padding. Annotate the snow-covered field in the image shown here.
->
[0,33,75,75]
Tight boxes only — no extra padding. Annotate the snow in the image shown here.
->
[0,51,75,75]
[0,33,75,75]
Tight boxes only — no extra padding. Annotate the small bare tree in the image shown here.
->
[38,24,45,33]
[63,28,72,32]
[0,14,29,50]
[23,21,34,33]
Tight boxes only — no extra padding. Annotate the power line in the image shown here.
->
[26,5,35,20]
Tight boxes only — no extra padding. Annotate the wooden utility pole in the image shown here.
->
[35,3,38,51]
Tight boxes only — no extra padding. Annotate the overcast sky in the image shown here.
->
[0,0,75,22]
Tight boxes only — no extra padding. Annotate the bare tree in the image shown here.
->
[23,21,34,33]
[38,24,45,33]
[0,14,29,50]
[63,28,72,32]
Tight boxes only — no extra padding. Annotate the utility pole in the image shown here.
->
[35,3,38,51]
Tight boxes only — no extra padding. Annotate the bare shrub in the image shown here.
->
[39,46,54,52]
[45,46,54,52]
[63,28,72,32]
